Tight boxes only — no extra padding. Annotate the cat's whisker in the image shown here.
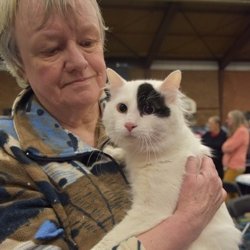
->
[86,150,97,167]
[141,135,150,161]
[137,135,145,155]
[141,134,154,162]
[146,135,158,162]
[144,138,151,162]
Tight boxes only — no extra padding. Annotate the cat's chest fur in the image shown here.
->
[126,155,186,214]
[124,132,208,215]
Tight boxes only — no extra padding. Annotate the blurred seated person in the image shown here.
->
[202,116,227,179]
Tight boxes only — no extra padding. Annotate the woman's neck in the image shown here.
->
[54,104,100,147]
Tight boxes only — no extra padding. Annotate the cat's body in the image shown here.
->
[93,69,242,250]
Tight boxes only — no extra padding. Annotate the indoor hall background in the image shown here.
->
[1,0,250,126]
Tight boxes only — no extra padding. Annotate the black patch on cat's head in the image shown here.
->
[137,83,170,117]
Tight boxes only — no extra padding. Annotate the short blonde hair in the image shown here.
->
[0,0,107,88]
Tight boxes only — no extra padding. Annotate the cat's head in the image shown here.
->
[102,68,188,153]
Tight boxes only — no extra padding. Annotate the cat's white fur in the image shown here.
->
[92,69,242,250]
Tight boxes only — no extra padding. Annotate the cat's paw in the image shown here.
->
[103,145,126,164]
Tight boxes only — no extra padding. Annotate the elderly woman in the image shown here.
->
[223,110,249,182]
[0,0,225,249]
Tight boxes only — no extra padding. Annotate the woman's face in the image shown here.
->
[207,118,217,133]
[226,114,233,128]
[14,0,106,113]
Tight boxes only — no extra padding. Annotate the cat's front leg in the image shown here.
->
[91,210,166,250]
[103,145,126,164]
[91,215,133,250]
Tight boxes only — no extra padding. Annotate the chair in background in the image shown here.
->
[226,195,250,219]
[236,174,250,195]
[226,195,250,250]
[223,181,242,199]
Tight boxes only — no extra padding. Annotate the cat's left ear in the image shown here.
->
[160,70,182,102]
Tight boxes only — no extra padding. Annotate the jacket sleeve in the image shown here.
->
[0,153,74,249]
[222,127,248,153]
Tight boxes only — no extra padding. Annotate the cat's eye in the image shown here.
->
[143,105,155,115]
[117,103,128,113]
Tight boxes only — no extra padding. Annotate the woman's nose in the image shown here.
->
[64,43,88,72]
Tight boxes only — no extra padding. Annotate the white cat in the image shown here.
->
[93,69,242,250]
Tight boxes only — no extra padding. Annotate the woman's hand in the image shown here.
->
[176,156,226,227]
[138,156,226,250]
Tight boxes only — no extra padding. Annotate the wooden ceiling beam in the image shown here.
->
[219,22,250,69]
[101,0,250,5]
[145,3,177,68]
[100,0,250,10]
[106,32,141,59]
[101,5,249,15]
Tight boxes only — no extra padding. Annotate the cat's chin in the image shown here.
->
[117,139,137,149]
[124,134,137,139]
[118,133,138,141]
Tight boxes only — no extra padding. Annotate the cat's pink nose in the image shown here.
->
[125,122,137,132]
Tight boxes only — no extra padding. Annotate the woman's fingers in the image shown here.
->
[176,156,226,228]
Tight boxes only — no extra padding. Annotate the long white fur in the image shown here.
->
[92,69,242,250]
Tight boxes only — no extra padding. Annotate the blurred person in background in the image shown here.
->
[222,110,249,182]
[202,116,227,180]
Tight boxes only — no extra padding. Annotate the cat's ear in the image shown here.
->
[161,70,181,91]
[160,70,182,103]
[106,68,126,89]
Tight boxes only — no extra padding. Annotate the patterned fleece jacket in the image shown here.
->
[0,88,145,250]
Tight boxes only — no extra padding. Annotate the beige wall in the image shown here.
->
[1,68,250,126]
[0,71,21,115]
[223,71,250,121]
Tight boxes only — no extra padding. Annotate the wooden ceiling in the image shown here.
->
[99,0,250,70]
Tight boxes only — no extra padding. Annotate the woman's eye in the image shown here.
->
[117,103,127,113]
[43,47,60,56]
[80,40,97,48]
[82,41,92,47]
[143,104,155,115]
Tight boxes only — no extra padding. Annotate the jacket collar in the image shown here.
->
[12,88,97,158]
